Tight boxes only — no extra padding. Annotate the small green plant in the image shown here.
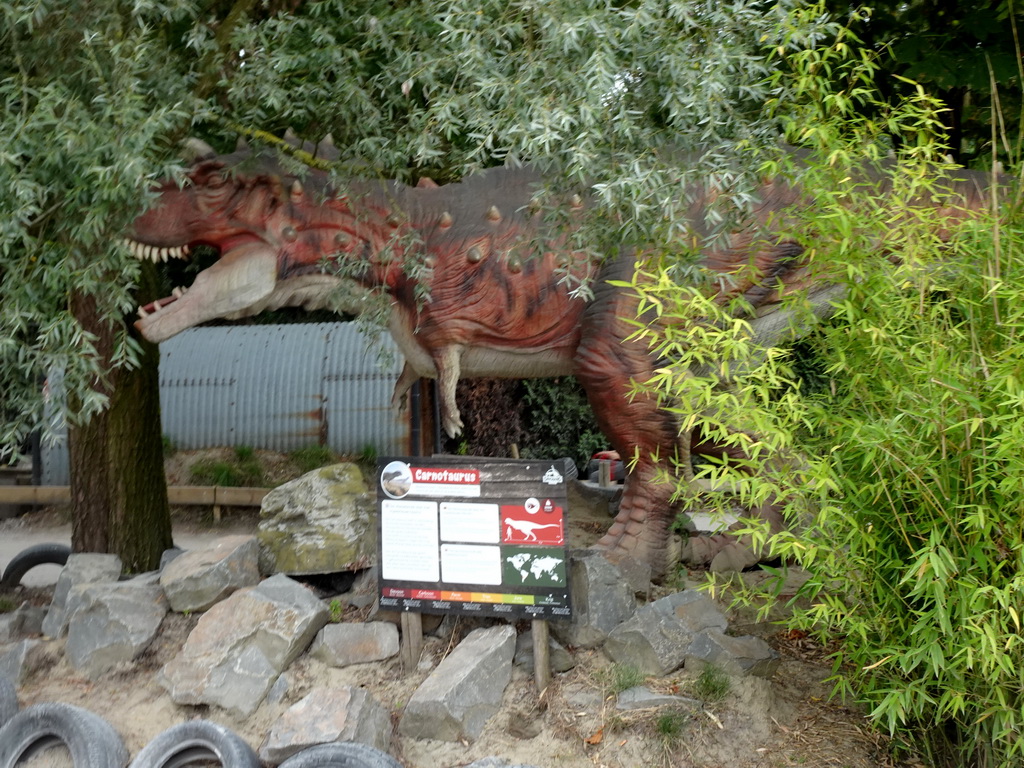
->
[358,443,378,466]
[693,664,730,703]
[606,663,646,694]
[290,444,336,474]
[328,598,344,622]
[161,435,176,456]
[0,598,17,613]
[233,444,255,462]
[655,709,689,744]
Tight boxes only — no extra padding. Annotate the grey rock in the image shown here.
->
[160,574,329,717]
[662,590,729,634]
[42,554,122,638]
[616,685,701,711]
[550,550,636,649]
[603,602,694,676]
[0,639,50,683]
[260,685,393,762]
[65,577,169,678]
[0,604,46,643]
[159,535,260,613]
[258,463,376,575]
[514,630,575,674]
[310,622,399,667]
[604,590,731,676]
[686,631,781,678]
[399,625,516,742]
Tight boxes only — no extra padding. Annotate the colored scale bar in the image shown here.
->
[384,587,537,605]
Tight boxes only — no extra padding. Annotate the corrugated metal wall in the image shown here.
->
[42,323,409,485]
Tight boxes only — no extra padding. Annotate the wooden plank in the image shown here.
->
[213,487,270,506]
[0,485,270,507]
[0,486,71,504]
[532,619,551,694]
[400,611,424,672]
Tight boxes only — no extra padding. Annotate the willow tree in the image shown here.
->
[0,1,208,570]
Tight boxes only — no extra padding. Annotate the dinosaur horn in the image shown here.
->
[316,134,339,162]
[235,136,250,152]
[183,138,216,163]
[283,128,302,148]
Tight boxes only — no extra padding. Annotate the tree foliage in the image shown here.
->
[0,0,205,453]
[627,33,1024,768]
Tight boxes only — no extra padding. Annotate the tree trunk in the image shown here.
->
[68,264,172,573]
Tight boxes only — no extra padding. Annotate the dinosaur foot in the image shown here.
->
[680,532,764,573]
[593,528,670,583]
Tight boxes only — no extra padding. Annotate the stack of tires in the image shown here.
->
[0,682,402,768]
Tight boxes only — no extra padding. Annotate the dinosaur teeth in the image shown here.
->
[137,305,149,318]
[172,286,185,298]
[122,239,191,262]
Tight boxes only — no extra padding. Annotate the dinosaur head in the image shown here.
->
[127,139,384,343]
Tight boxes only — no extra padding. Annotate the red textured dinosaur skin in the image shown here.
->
[127,141,997,578]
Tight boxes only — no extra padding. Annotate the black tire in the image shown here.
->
[0,677,17,729]
[0,702,128,768]
[128,721,259,768]
[277,743,403,768]
[1,543,72,588]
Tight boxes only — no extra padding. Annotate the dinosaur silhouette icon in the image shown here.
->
[504,518,562,543]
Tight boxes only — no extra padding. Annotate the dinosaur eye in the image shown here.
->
[282,226,298,242]
[334,231,352,248]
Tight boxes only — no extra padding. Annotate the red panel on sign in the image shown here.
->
[500,503,564,545]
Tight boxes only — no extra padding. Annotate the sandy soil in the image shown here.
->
[1,452,902,768]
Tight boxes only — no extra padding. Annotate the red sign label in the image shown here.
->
[412,467,480,484]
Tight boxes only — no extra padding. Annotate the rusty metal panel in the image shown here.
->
[159,323,408,455]
[42,323,410,484]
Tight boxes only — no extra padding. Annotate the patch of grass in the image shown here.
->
[234,445,255,462]
[328,598,344,622]
[358,443,378,466]
[604,663,646,694]
[161,435,176,456]
[189,456,263,487]
[0,598,17,613]
[655,708,689,743]
[289,444,337,474]
[693,664,730,702]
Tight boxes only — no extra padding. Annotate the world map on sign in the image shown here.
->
[504,550,565,587]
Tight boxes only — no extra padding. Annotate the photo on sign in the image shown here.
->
[380,460,413,499]
[502,546,567,587]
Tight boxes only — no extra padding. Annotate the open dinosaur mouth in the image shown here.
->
[123,238,196,320]
[126,239,280,343]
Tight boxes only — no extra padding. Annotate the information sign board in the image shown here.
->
[376,457,572,620]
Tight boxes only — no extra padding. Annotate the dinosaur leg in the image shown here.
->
[390,363,419,413]
[681,426,787,571]
[573,257,683,579]
[434,345,465,438]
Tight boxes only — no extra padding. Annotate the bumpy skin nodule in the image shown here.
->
[127,142,997,579]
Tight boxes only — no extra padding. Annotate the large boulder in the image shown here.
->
[258,463,376,575]
[399,625,516,743]
[65,575,169,678]
[159,535,260,613]
[160,575,329,717]
[260,685,393,762]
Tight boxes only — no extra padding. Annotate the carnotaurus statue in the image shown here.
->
[127,136,996,578]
